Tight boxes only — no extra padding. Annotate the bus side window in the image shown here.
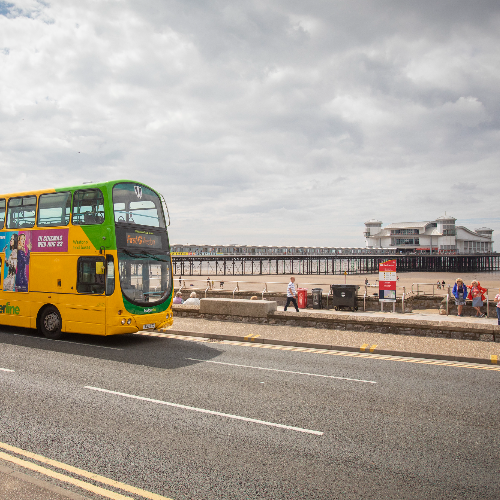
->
[0,199,5,229]
[77,257,106,294]
[72,189,105,225]
[38,192,71,227]
[7,196,37,229]
[106,255,115,296]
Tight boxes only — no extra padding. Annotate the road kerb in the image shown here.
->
[154,329,497,366]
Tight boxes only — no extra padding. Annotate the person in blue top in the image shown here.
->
[452,278,467,317]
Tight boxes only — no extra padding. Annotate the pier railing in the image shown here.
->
[172,254,500,276]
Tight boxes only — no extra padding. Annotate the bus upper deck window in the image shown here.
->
[0,199,5,229]
[37,192,71,227]
[7,196,37,229]
[113,183,165,228]
[72,189,105,225]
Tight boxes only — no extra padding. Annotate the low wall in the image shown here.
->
[200,298,277,317]
[174,289,498,318]
[173,303,500,343]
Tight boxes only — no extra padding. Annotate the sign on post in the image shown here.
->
[379,259,397,302]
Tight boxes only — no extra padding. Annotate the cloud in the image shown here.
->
[0,0,499,247]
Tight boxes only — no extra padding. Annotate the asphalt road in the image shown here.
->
[0,326,499,500]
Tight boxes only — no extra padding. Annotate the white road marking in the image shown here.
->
[8,334,123,350]
[0,368,14,372]
[85,386,323,436]
[185,358,377,384]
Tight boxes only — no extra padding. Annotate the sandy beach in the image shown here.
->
[175,271,500,298]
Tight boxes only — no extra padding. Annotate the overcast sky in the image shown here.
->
[1,1,499,248]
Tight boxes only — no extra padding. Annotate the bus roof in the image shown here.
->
[0,179,158,199]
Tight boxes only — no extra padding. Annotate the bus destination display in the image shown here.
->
[126,233,162,248]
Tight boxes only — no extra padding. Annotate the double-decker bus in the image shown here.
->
[0,180,173,339]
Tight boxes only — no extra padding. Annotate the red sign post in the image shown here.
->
[379,259,397,302]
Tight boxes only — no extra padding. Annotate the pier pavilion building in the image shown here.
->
[364,216,493,254]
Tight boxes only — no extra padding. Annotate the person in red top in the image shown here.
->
[468,280,487,317]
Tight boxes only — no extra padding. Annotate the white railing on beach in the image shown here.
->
[174,278,410,312]
[173,278,495,317]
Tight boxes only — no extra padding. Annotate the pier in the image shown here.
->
[172,254,500,276]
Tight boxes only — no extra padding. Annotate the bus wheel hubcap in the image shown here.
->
[45,313,60,331]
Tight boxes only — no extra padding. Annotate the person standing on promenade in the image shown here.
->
[284,277,300,312]
[494,288,500,325]
[469,280,487,317]
[452,278,467,316]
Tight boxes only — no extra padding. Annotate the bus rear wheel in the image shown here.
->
[40,306,63,340]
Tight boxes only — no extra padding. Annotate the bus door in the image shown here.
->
[65,256,107,335]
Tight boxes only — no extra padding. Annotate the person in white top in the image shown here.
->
[183,291,200,306]
[284,277,300,312]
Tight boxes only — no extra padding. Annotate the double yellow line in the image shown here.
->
[360,343,377,353]
[243,334,261,342]
[0,441,173,500]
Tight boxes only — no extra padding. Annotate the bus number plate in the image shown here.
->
[143,323,155,330]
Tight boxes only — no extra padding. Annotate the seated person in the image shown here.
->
[183,292,200,306]
[172,292,184,304]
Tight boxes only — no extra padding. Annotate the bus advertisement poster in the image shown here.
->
[32,228,69,252]
[2,229,69,293]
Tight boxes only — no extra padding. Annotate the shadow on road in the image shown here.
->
[0,326,222,370]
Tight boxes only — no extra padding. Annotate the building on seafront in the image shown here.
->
[364,216,494,254]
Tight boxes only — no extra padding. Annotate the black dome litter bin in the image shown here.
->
[330,285,359,311]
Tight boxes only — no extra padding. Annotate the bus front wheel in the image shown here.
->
[40,306,63,340]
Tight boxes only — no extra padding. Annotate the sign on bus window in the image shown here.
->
[96,261,105,275]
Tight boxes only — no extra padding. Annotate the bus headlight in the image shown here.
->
[127,318,132,325]
[121,319,126,325]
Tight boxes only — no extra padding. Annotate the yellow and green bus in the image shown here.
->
[0,180,173,339]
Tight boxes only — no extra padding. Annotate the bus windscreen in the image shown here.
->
[117,250,171,305]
